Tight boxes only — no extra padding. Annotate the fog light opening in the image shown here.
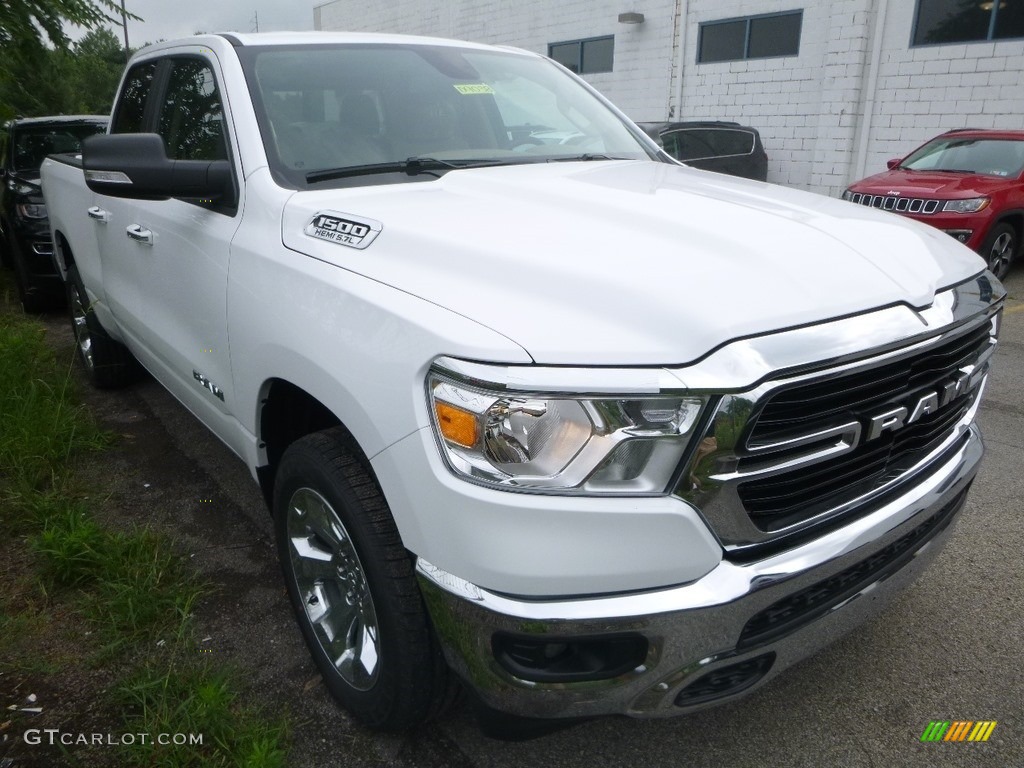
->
[943,229,973,244]
[674,653,776,707]
[492,632,648,683]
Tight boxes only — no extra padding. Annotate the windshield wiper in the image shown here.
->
[926,168,975,174]
[306,156,512,183]
[548,153,632,162]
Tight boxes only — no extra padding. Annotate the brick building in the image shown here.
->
[313,1,1024,195]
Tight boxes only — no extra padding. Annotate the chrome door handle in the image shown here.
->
[87,206,109,223]
[126,224,153,245]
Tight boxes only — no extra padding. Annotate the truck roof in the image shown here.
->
[138,31,535,57]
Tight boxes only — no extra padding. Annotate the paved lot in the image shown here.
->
[37,267,1024,767]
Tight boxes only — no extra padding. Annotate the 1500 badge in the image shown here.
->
[304,212,382,250]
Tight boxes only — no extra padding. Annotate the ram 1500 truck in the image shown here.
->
[41,32,1004,733]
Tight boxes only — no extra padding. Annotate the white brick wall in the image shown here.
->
[314,0,679,120]
[314,0,1024,195]
[866,3,1024,183]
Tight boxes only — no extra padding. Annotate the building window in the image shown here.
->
[913,0,1024,46]
[697,11,803,63]
[548,36,614,74]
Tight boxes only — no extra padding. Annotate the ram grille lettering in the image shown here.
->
[861,365,979,445]
[747,362,986,462]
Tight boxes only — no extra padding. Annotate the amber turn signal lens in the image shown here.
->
[435,402,478,448]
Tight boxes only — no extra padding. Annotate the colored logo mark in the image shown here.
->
[920,721,997,742]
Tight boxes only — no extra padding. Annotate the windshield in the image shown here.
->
[900,137,1024,178]
[11,122,107,174]
[238,43,654,188]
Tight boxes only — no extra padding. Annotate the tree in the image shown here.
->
[0,27,131,120]
[66,27,128,113]
[1,1,140,121]
[0,0,129,52]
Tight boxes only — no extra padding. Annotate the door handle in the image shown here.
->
[87,206,109,223]
[126,224,153,245]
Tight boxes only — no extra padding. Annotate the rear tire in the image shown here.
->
[980,222,1016,280]
[273,428,455,731]
[66,262,136,388]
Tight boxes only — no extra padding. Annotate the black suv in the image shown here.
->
[1,116,107,311]
[639,121,768,182]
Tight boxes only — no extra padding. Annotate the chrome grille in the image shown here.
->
[736,321,993,532]
[848,192,940,215]
[673,276,1002,551]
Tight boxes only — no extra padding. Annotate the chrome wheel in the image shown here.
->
[286,486,380,690]
[69,282,96,372]
[983,225,1016,280]
[988,233,1013,278]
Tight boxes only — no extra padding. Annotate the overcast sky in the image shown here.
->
[76,0,317,47]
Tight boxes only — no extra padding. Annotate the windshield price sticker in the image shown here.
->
[305,212,382,250]
[453,83,494,95]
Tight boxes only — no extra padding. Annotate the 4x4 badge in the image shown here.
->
[305,212,382,250]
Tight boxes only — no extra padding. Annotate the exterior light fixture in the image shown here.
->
[618,12,645,24]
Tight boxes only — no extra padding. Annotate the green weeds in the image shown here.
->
[0,314,108,497]
[118,662,288,768]
[0,277,287,767]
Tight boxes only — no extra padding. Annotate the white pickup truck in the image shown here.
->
[41,32,1004,733]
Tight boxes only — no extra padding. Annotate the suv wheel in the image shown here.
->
[981,223,1016,280]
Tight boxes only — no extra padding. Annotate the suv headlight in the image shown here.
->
[427,362,707,494]
[942,197,989,214]
[841,189,854,201]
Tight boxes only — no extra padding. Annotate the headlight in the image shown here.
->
[841,189,854,201]
[427,364,707,494]
[942,197,989,214]
[16,202,47,219]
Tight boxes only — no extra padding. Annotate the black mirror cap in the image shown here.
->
[83,133,233,205]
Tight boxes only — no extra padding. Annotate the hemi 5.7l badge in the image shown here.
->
[304,212,382,250]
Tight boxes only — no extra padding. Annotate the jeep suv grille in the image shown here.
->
[848,192,941,214]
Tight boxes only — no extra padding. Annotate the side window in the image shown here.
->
[111,62,158,134]
[157,59,228,161]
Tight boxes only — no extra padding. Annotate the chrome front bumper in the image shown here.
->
[417,425,982,719]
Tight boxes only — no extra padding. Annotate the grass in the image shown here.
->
[0,312,108,529]
[0,276,288,767]
[32,506,205,656]
[118,662,288,768]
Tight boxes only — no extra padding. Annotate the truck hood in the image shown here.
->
[849,168,1016,199]
[281,161,985,365]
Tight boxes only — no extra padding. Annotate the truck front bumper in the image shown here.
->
[417,424,982,719]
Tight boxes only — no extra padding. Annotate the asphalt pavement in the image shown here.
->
[36,267,1024,768]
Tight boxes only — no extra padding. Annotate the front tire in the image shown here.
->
[980,222,1016,280]
[273,428,453,731]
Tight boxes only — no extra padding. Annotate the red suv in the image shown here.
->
[843,129,1024,279]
